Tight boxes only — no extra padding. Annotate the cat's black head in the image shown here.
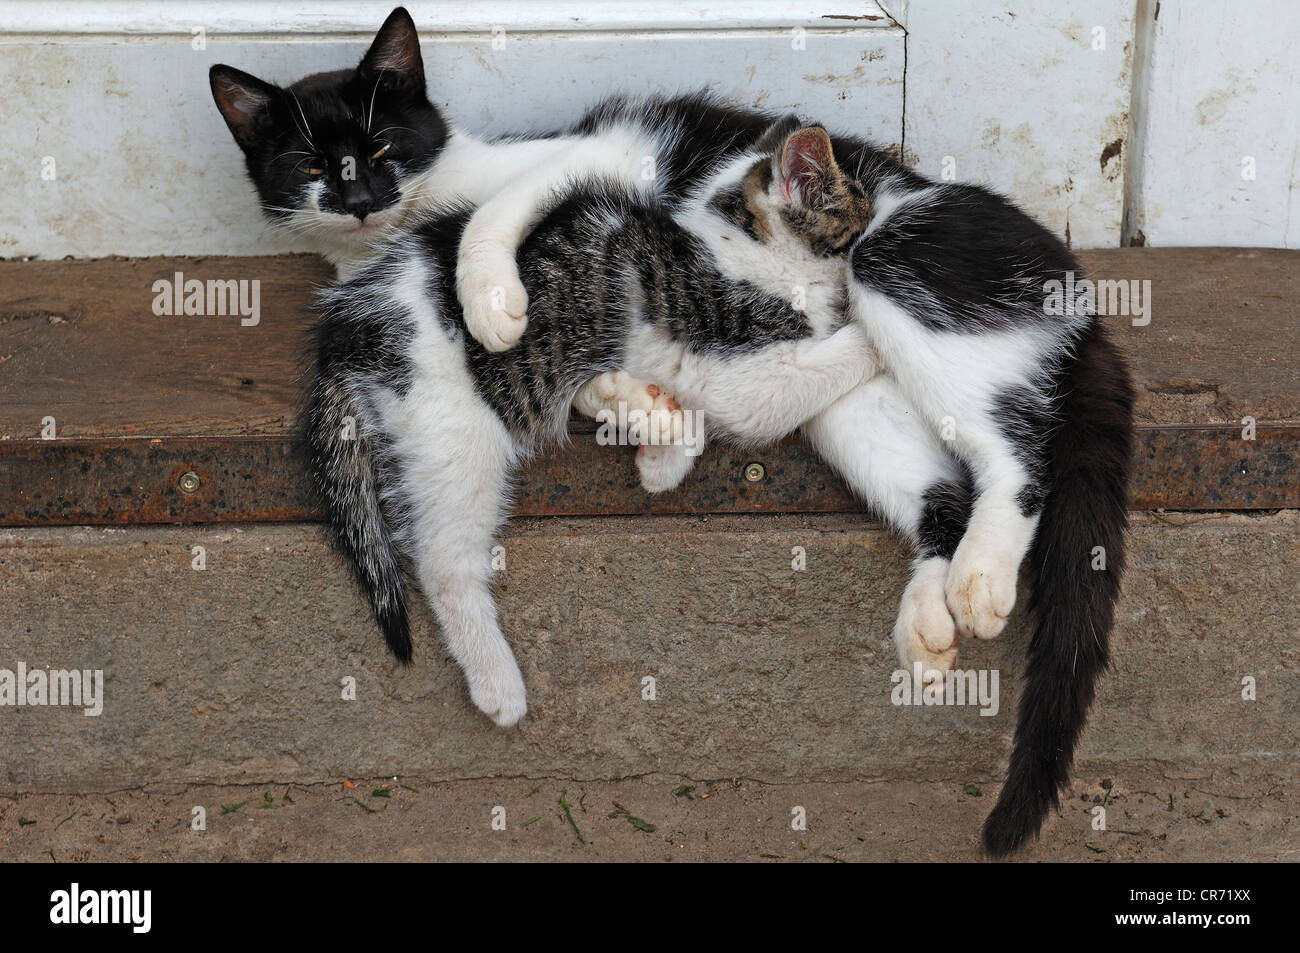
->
[210,7,447,253]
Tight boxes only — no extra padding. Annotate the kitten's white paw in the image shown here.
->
[636,442,694,493]
[634,385,685,446]
[572,374,683,446]
[572,371,647,419]
[458,250,529,352]
[945,540,1019,640]
[467,656,528,727]
[893,559,958,680]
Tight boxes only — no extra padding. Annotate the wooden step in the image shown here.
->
[1,248,1297,525]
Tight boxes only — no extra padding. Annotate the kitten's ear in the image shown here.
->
[778,126,838,206]
[210,65,278,150]
[359,6,426,93]
[753,114,803,156]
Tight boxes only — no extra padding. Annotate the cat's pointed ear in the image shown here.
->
[359,6,426,93]
[778,126,838,206]
[210,65,278,150]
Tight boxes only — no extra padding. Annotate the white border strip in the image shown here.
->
[2,1,900,35]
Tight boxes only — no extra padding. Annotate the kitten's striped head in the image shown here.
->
[728,125,873,258]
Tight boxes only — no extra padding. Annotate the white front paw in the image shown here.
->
[945,541,1019,640]
[573,374,684,446]
[457,250,529,352]
[636,443,694,493]
[572,371,641,419]
[631,385,685,446]
[893,559,958,680]
[467,655,528,727]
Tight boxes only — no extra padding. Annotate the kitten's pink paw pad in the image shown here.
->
[641,388,684,445]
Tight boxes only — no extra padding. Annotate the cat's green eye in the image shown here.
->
[371,144,390,160]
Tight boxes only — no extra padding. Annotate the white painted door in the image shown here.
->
[0,1,1295,256]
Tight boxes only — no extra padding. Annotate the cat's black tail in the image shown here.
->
[982,320,1135,856]
[301,366,413,663]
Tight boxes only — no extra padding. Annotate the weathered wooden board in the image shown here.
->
[3,249,1295,436]
[0,249,1296,524]
[0,255,332,439]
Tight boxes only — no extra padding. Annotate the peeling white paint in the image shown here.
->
[2,0,1296,257]
[1124,1,1300,248]
[900,1,1135,249]
[1,11,904,258]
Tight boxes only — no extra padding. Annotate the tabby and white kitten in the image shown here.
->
[465,106,1136,858]
[208,7,979,694]
[300,124,940,728]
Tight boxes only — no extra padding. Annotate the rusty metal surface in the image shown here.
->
[1129,425,1299,510]
[0,425,1295,527]
[0,437,313,526]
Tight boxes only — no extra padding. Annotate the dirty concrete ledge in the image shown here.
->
[1,512,1296,795]
[1,768,1292,863]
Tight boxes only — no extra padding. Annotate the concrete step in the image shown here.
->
[3,513,1296,794]
[2,248,1297,858]
[2,770,1291,863]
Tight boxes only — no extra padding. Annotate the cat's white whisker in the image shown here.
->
[287,89,317,151]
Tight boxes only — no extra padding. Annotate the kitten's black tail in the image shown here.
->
[982,321,1135,857]
[301,368,413,663]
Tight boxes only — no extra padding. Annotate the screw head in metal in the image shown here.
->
[743,462,766,483]
[178,470,201,494]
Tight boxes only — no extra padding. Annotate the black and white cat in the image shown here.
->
[842,185,1136,855]
[208,8,975,683]
[464,107,1136,857]
[301,124,968,734]
[210,9,678,428]
[210,7,1133,857]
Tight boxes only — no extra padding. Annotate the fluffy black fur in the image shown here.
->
[846,174,1134,854]
[849,183,1075,333]
[981,323,1134,855]
[210,7,447,224]
[917,465,976,561]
